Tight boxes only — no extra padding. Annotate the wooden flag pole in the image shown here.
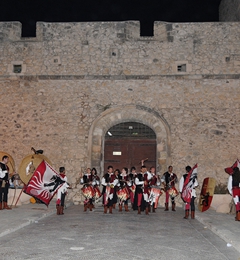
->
[14,187,24,207]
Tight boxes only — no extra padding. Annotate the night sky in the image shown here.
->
[0,0,222,36]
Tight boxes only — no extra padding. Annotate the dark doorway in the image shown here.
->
[104,122,156,173]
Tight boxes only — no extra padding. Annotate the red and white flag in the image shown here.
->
[224,159,240,175]
[181,164,198,204]
[24,160,65,206]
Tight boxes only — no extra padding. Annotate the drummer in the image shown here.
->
[161,166,178,211]
[80,168,94,212]
[118,167,130,212]
[149,166,161,212]
[112,169,120,209]
[91,168,101,206]
[128,166,137,208]
[101,165,118,214]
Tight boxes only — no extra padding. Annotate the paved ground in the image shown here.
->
[0,201,240,260]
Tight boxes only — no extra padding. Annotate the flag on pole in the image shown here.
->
[24,160,65,206]
[181,164,198,204]
[224,159,240,175]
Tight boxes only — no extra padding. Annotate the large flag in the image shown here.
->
[224,159,240,175]
[181,164,198,204]
[24,160,65,206]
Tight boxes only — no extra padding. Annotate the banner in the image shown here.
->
[224,159,240,175]
[24,160,65,206]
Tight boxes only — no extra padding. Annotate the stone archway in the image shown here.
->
[87,105,171,177]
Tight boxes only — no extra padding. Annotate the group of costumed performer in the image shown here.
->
[102,163,162,215]
[80,167,101,212]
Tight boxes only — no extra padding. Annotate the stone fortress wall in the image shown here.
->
[0,16,239,203]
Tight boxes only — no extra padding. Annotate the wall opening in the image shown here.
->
[87,105,171,178]
[104,122,157,172]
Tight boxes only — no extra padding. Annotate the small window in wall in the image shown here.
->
[177,64,186,72]
[13,64,22,73]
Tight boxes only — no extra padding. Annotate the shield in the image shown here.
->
[18,154,52,185]
[198,177,216,212]
[0,151,16,174]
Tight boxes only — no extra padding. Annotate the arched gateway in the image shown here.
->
[87,105,171,177]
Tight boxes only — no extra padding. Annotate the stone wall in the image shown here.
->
[0,21,239,204]
[219,0,240,21]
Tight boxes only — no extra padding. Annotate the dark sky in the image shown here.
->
[0,0,222,36]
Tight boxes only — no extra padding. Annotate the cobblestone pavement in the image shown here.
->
[0,202,240,260]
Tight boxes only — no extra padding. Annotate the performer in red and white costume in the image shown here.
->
[80,168,94,212]
[101,165,118,214]
[161,165,178,211]
[117,167,130,212]
[56,167,69,215]
[179,165,198,219]
[128,166,137,208]
[91,168,101,205]
[149,166,161,212]
[227,167,240,221]
[142,165,152,215]
[133,167,144,214]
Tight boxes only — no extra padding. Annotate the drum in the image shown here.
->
[149,186,162,207]
[81,185,95,199]
[94,186,102,199]
[168,187,179,198]
[116,187,129,201]
[129,184,136,194]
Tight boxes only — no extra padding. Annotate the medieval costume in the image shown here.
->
[101,166,118,213]
[142,167,152,215]
[81,168,94,212]
[227,167,240,221]
[179,165,198,219]
[128,167,137,209]
[0,156,12,210]
[91,168,101,205]
[112,169,120,209]
[55,167,69,215]
[161,166,178,211]
[133,172,144,214]
[148,167,161,212]
[117,168,130,212]
[133,165,152,214]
